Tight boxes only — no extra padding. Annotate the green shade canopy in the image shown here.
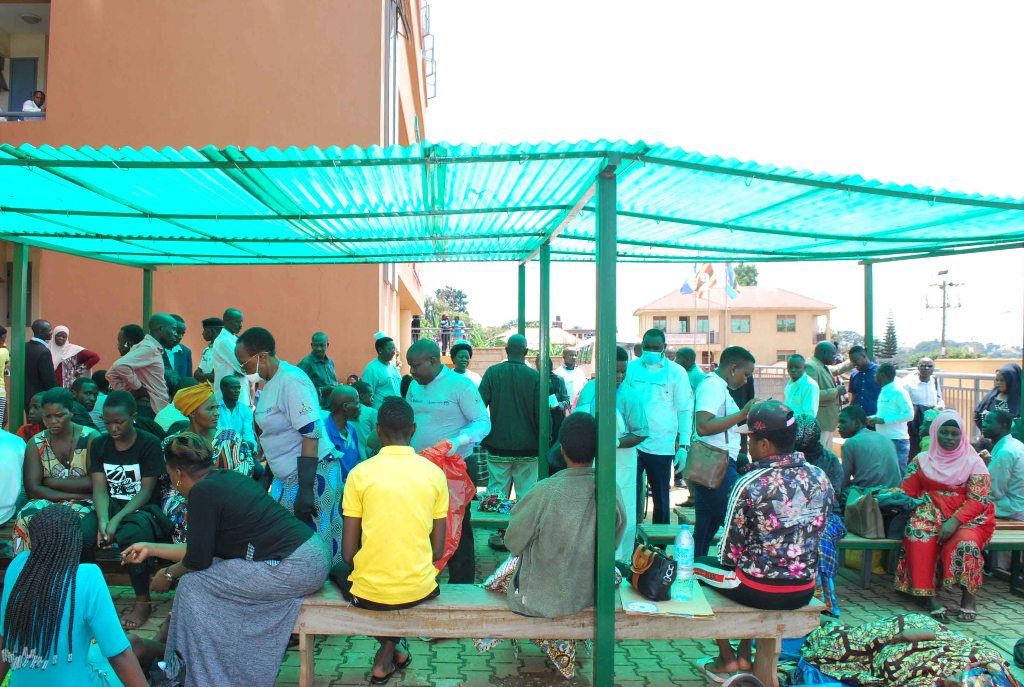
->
[1,140,1021,266]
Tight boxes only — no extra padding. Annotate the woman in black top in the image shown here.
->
[123,433,328,687]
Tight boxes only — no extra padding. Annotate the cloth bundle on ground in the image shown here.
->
[800,613,1020,687]
[418,439,477,571]
[472,555,586,679]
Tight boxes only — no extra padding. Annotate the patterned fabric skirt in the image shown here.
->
[815,514,846,616]
[472,555,585,679]
[895,500,994,596]
[13,498,95,554]
[270,457,344,569]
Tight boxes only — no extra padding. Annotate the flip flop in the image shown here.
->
[369,665,397,685]
[697,657,730,684]
[395,639,412,670]
[929,606,948,621]
[957,609,977,622]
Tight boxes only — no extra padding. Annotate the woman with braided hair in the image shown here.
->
[0,504,147,685]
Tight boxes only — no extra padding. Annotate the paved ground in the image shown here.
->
[116,486,1024,686]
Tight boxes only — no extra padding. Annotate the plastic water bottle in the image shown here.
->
[672,524,695,601]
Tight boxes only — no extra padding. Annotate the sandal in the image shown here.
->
[395,639,412,670]
[929,605,948,621]
[369,665,397,685]
[697,657,730,684]
[957,609,977,622]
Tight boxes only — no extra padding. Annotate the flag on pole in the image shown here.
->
[725,263,740,299]
[680,263,716,296]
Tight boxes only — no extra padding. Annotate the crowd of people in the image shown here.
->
[0,311,1019,686]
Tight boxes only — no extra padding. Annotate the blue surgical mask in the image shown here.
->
[641,350,663,366]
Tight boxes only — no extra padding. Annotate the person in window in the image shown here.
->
[14,388,101,561]
[88,391,170,630]
[0,505,148,686]
[895,410,994,622]
[21,90,45,115]
[125,432,329,687]
[234,327,342,569]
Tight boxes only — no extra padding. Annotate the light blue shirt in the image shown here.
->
[990,434,1024,520]
[407,365,491,452]
[2,553,130,686]
[218,400,256,448]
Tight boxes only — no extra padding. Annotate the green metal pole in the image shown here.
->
[142,268,154,325]
[593,164,618,687]
[537,243,551,479]
[517,263,527,337]
[864,262,874,360]
[8,243,28,427]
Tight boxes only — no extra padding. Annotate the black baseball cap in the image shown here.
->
[736,400,796,435]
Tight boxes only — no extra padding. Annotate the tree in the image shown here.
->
[833,330,863,352]
[734,263,758,286]
[879,311,899,359]
[434,286,469,314]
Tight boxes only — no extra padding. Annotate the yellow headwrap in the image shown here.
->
[173,381,215,417]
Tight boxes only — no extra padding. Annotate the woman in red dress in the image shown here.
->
[895,409,994,622]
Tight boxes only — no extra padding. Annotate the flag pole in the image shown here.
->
[723,262,730,350]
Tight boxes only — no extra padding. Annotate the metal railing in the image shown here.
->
[0,111,45,121]
[747,366,997,438]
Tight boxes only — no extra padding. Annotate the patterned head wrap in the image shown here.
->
[173,381,215,417]
[794,413,823,460]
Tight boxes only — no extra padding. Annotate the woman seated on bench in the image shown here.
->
[123,432,329,687]
[694,400,834,683]
[895,409,994,623]
[341,397,448,685]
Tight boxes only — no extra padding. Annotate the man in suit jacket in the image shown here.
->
[161,314,194,388]
[25,319,58,410]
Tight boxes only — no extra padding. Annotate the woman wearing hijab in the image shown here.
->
[896,409,994,622]
[974,363,1022,431]
[160,382,257,543]
[49,326,101,389]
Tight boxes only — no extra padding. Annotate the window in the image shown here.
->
[653,316,667,331]
[696,316,710,333]
[730,316,751,334]
[777,315,797,333]
[677,316,689,333]
[776,350,796,363]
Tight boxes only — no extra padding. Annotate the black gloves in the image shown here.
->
[294,455,318,526]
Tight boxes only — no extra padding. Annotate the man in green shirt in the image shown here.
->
[478,334,540,500]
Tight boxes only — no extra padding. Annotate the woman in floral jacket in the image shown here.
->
[693,400,834,682]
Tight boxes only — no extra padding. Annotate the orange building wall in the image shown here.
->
[1,0,385,148]
[3,0,427,383]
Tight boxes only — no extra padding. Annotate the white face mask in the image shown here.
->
[246,355,262,385]
[641,350,664,367]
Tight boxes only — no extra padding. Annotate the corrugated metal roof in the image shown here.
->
[0,140,1021,266]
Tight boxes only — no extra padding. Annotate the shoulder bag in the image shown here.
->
[684,398,730,489]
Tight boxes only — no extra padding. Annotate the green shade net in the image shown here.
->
[0,140,1020,265]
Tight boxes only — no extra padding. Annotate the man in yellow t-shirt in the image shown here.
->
[342,395,448,684]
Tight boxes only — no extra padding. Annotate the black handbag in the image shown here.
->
[630,544,677,601]
[149,650,187,686]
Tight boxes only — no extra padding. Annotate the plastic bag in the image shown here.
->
[419,439,478,572]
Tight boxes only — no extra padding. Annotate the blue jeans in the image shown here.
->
[637,450,673,525]
[892,439,911,476]
[692,459,738,558]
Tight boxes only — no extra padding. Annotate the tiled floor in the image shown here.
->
[115,486,1024,686]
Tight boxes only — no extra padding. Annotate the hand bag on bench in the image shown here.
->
[630,544,676,601]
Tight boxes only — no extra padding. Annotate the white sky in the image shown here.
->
[418,1,1024,347]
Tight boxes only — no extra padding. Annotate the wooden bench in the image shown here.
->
[293,582,823,687]
[639,523,1024,592]
[469,501,510,530]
